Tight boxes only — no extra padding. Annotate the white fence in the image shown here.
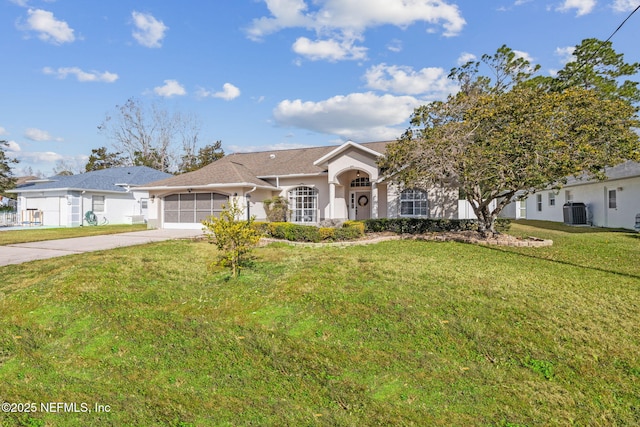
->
[0,211,19,227]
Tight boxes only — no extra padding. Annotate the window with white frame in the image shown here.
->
[548,192,556,207]
[289,186,318,223]
[565,190,573,203]
[518,200,526,219]
[92,195,105,213]
[400,189,428,217]
[608,189,617,209]
[536,194,542,212]
[350,177,371,188]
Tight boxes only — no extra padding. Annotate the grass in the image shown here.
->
[0,221,639,426]
[0,224,147,245]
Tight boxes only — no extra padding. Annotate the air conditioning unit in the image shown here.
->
[563,202,587,225]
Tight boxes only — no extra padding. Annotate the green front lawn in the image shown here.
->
[0,222,638,426]
[0,224,147,246]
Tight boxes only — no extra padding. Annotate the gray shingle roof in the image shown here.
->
[144,141,392,188]
[13,166,173,193]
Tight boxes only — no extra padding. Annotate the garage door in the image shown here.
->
[164,193,228,223]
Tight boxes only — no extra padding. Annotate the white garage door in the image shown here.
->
[164,193,228,224]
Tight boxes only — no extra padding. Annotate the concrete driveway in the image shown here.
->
[0,229,204,267]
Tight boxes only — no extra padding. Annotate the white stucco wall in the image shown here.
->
[326,148,380,183]
[386,182,459,219]
[525,175,640,229]
[277,176,329,222]
[17,190,149,227]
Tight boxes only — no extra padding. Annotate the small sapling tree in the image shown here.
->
[202,198,262,278]
[263,195,289,222]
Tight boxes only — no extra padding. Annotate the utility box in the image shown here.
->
[563,202,587,225]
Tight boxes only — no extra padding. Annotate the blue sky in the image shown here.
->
[1,0,639,176]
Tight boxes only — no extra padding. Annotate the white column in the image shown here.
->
[329,182,336,219]
[372,182,379,219]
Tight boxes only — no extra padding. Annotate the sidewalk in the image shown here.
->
[0,229,204,267]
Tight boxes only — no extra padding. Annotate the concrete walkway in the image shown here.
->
[0,229,204,267]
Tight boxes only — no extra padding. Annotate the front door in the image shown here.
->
[67,191,81,227]
[350,191,371,220]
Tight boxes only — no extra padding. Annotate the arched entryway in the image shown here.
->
[349,174,371,220]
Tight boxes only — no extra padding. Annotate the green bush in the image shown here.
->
[363,218,511,234]
[343,220,365,235]
[334,225,363,241]
[319,227,335,240]
[261,221,365,242]
[202,199,263,278]
[265,222,321,242]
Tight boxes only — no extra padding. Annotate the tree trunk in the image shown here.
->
[470,200,497,237]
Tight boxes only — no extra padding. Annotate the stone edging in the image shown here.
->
[406,233,553,247]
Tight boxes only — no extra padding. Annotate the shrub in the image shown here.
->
[202,199,263,278]
[363,218,511,234]
[262,221,364,242]
[266,222,321,242]
[263,196,289,222]
[343,220,365,235]
[319,227,335,240]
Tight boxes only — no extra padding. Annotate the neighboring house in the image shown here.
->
[9,166,172,227]
[140,140,466,230]
[524,161,640,229]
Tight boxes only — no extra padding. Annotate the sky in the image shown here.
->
[1,0,639,176]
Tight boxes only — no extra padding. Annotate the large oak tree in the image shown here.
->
[381,40,640,235]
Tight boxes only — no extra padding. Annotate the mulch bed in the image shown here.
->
[260,231,552,248]
[405,231,553,247]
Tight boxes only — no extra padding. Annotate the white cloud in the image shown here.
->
[292,36,367,61]
[364,63,458,99]
[555,46,576,64]
[246,0,313,40]
[612,0,639,12]
[0,127,8,136]
[246,0,465,62]
[131,11,168,48]
[457,52,477,65]
[153,80,186,97]
[248,0,465,39]
[22,8,75,44]
[273,92,423,140]
[14,151,64,163]
[386,39,403,53]
[197,83,241,101]
[9,0,29,7]
[42,66,118,83]
[512,50,534,63]
[5,140,21,152]
[24,128,62,142]
[557,0,596,16]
